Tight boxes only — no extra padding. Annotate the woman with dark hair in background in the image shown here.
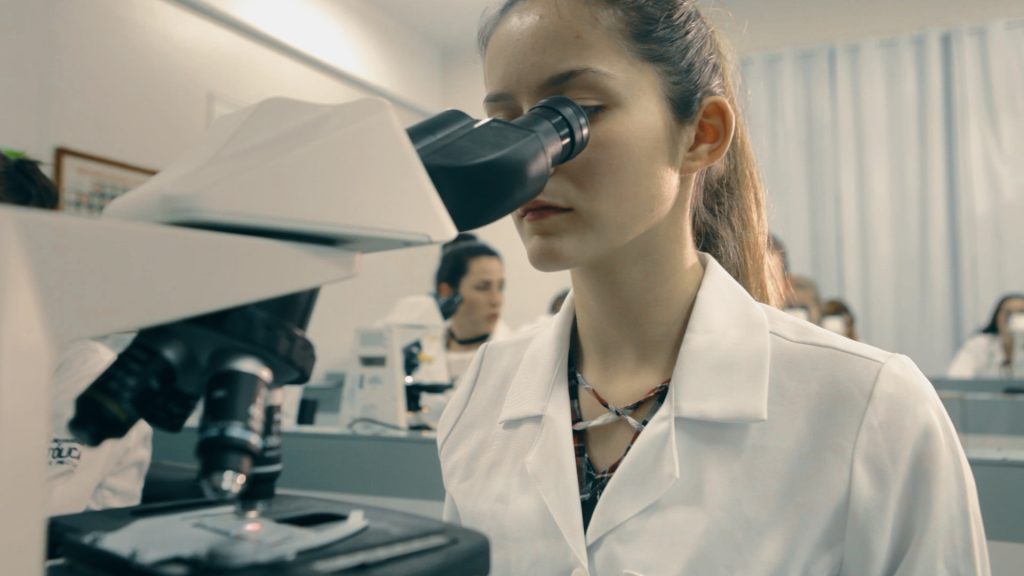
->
[434,233,509,380]
[821,298,859,341]
[436,1,988,574]
[948,293,1024,378]
[783,274,822,324]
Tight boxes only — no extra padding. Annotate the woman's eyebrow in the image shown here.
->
[484,66,615,105]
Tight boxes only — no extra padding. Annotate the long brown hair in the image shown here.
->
[480,0,781,305]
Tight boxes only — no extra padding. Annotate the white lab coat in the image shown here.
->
[417,320,515,428]
[438,254,989,576]
[46,339,152,516]
[947,333,1008,378]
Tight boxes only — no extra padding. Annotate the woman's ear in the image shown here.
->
[437,282,454,298]
[679,96,735,174]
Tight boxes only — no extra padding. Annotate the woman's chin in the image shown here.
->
[523,238,576,272]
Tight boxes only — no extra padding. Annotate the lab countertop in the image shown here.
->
[153,426,445,501]
[154,425,1024,543]
[962,434,1024,464]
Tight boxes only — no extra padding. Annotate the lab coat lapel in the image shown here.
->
[524,381,589,568]
[585,394,679,546]
[500,294,589,567]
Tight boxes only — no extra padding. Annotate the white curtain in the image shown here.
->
[741,20,1024,376]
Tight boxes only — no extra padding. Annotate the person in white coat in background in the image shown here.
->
[948,294,1024,379]
[437,1,989,574]
[434,233,511,381]
[47,340,152,515]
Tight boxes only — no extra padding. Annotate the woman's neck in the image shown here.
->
[570,225,704,401]
[1000,332,1014,364]
[448,321,489,352]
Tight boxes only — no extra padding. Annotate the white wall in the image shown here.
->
[0,0,52,157]
[704,0,1024,55]
[0,0,449,380]
[200,0,444,113]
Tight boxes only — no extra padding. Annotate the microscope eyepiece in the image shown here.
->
[514,96,590,165]
[408,95,591,231]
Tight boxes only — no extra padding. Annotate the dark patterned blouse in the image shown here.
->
[568,339,670,531]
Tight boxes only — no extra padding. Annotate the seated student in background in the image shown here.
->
[783,274,822,324]
[434,233,510,381]
[410,234,509,428]
[821,298,859,341]
[1,152,152,515]
[47,341,152,514]
[948,293,1024,378]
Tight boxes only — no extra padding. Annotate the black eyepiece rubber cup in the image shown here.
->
[528,96,591,164]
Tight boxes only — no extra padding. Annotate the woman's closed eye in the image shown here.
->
[580,105,604,120]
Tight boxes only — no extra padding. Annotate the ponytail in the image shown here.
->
[691,32,780,305]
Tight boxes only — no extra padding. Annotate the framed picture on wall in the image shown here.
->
[54,147,157,216]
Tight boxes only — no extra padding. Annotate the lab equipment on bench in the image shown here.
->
[344,296,453,432]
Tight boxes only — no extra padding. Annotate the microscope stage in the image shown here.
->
[48,494,488,575]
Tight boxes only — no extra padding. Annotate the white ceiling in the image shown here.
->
[371,0,1024,54]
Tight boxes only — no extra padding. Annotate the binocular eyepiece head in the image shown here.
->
[408,95,592,232]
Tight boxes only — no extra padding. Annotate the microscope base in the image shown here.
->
[49,494,488,575]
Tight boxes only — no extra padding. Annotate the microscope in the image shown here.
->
[20,95,590,575]
[344,292,473,432]
[346,298,449,432]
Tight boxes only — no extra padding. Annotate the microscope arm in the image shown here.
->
[4,206,357,347]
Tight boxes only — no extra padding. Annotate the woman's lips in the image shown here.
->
[522,207,572,222]
[519,199,572,222]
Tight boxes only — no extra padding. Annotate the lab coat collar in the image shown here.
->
[497,289,577,424]
[670,252,770,423]
[498,253,771,425]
